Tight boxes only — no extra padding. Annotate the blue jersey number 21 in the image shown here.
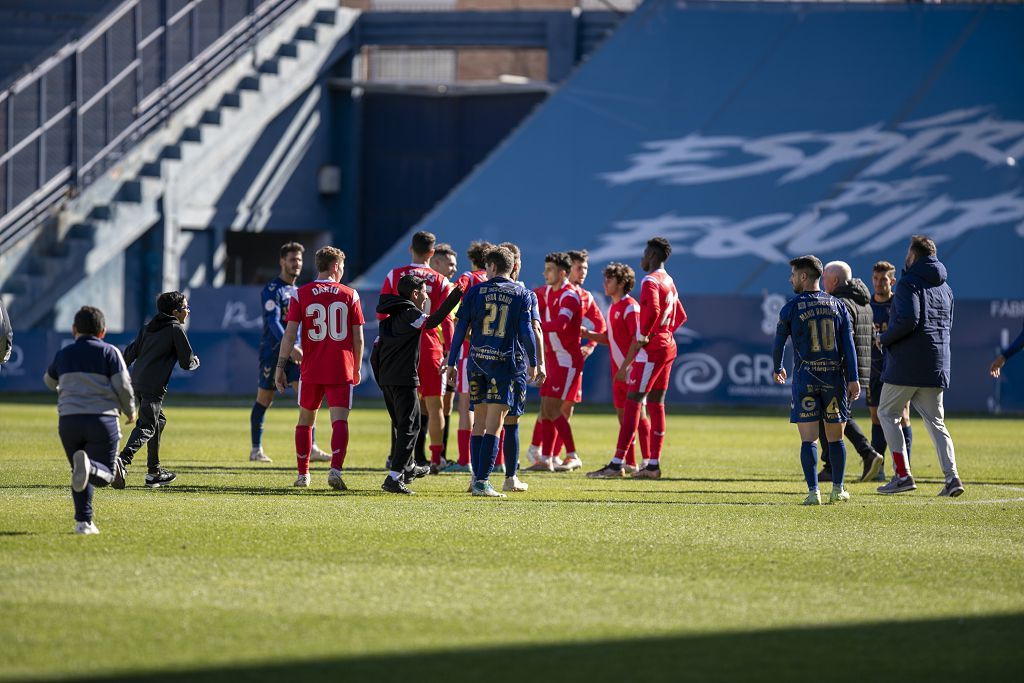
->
[482,303,509,338]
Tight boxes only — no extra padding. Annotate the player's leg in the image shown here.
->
[911,388,963,497]
[382,386,420,495]
[451,390,473,472]
[820,373,852,503]
[876,384,918,494]
[553,370,583,471]
[587,386,630,479]
[116,394,159,486]
[440,388,454,468]
[901,403,913,465]
[423,395,446,469]
[323,385,353,491]
[250,383,275,462]
[472,401,510,498]
[59,416,96,532]
[634,358,671,479]
[143,404,173,488]
[530,395,562,471]
[795,419,823,506]
[501,376,529,492]
[293,381,322,487]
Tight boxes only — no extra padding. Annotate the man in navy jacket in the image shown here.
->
[876,235,963,497]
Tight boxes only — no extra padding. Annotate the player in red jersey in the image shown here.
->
[429,243,460,471]
[598,238,687,479]
[527,252,585,472]
[276,246,365,490]
[584,263,651,477]
[379,231,455,472]
[446,240,492,474]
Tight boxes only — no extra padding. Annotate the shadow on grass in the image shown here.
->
[80,614,1024,682]
[170,465,387,474]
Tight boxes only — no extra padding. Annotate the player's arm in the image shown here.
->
[173,325,200,371]
[43,359,59,391]
[837,307,861,401]
[771,305,792,384]
[351,323,364,386]
[582,329,609,345]
[263,289,286,343]
[673,297,688,331]
[109,348,137,422]
[518,305,539,382]
[580,299,605,357]
[275,321,300,392]
[992,322,1024,377]
[123,330,141,367]
[636,278,661,341]
[377,272,394,322]
[879,281,918,348]
[613,306,641,383]
[424,285,463,329]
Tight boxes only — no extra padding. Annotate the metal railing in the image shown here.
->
[0,0,301,252]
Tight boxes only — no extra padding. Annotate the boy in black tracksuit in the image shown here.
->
[372,274,461,494]
[115,291,200,488]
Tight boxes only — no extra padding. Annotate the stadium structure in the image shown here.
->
[0,0,1022,412]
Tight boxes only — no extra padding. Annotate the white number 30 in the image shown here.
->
[306,302,349,342]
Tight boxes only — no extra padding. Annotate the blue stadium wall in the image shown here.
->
[4,0,1024,413]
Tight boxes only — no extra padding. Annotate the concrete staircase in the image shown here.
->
[2,0,357,329]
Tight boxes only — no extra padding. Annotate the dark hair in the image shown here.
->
[486,247,515,276]
[397,274,425,299]
[411,230,436,256]
[280,242,304,259]
[545,251,571,273]
[647,237,672,262]
[156,291,187,315]
[433,242,456,259]
[315,246,345,273]
[603,262,636,294]
[872,260,896,274]
[568,249,589,264]
[789,255,823,279]
[74,306,105,335]
[498,241,520,260]
[467,240,494,270]
[909,235,937,259]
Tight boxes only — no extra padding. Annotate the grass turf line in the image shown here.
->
[1,401,1023,681]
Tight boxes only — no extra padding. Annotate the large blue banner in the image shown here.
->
[3,285,1022,413]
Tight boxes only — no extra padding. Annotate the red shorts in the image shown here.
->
[626,353,674,394]
[297,381,353,411]
[417,350,446,398]
[541,362,583,402]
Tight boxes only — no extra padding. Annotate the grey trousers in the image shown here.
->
[878,383,959,482]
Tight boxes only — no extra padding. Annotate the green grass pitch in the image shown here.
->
[1,397,1023,681]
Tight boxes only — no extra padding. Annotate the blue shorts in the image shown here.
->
[469,372,528,417]
[790,367,850,424]
[259,357,300,390]
[867,372,883,408]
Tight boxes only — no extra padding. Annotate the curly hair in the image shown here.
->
[603,262,636,294]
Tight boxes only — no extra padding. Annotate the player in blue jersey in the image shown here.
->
[990,320,1024,378]
[249,242,328,463]
[443,246,541,498]
[772,255,861,505]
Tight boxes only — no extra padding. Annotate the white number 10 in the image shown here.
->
[306,302,349,341]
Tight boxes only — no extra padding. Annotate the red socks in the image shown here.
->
[329,420,348,470]
[496,431,505,466]
[430,444,444,466]
[615,400,642,458]
[648,403,666,464]
[553,415,576,453]
[531,420,543,448]
[541,419,555,457]
[457,429,471,466]
[295,425,313,474]
[893,452,911,478]
[638,416,651,462]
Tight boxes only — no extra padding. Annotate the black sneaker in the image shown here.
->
[403,464,430,484]
[818,467,833,483]
[145,469,176,488]
[111,457,127,490]
[860,452,884,482]
[938,477,965,498]
[382,476,415,495]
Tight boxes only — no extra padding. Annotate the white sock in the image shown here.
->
[389,471,402,480]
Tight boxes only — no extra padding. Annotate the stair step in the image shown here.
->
[277,42,299,59]
[180,127,202,143]
[139,161,162,178]
[258,58,279,75]
[238,75,261,91]
[200,109,221,125]
[220,92,241,109]
[68,223,97,240]
[115,181,143,203]
[294,26,317,42]
[160,144,182,161]
[313,9,336,25]
[89,205,112,221]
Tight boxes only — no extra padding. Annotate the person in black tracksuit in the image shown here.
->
[372,274,462,494]
[115,291,200,488]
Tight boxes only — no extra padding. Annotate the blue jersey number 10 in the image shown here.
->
[807,317,836,352]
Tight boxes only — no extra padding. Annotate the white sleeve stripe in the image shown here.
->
[558,307,573,319]
[411,315,427,329]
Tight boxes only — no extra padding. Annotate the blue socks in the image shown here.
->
[470,434,483,479]
[829,440,847,488]
[479,434,499,481]
[902,424,913,464]
[504,424,519,478]
[871,423,886,455]
[250,402,267,448]
[800,442,818,491]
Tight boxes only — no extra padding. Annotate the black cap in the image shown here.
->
[397,274,425,299]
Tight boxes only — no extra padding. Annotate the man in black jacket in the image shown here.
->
[0,297,12,364]
[817,261,884,482]
[114,291,200,488]
[373,275,462,494]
